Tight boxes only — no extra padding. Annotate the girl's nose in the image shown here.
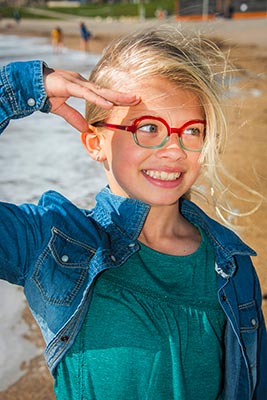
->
[156,133,187,160]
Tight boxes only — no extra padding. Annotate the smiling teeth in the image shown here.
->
[144,170,181,181]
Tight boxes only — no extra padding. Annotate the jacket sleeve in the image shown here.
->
[0,199,54,286]
[232,254,267,398]
[0,60,51,134]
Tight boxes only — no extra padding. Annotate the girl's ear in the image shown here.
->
[80,125,106,162]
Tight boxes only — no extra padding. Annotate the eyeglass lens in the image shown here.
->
[134,118,205,150]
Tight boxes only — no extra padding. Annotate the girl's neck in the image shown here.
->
[138,204,201,256]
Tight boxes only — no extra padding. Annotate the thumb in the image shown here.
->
[52,103,89,132]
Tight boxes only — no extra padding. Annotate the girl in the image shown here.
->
[0,27,266,399]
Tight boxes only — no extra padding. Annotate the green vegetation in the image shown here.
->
[1,1,174,20]
[0,7,54,19]
[48,1,174,18]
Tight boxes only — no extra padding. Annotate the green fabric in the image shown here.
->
[55,230,226,399]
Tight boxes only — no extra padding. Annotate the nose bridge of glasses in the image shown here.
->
[169,126,183,138]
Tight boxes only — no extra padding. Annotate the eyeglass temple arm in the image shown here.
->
[93,122,136,133]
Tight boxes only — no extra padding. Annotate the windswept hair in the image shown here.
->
[86,25,262,227]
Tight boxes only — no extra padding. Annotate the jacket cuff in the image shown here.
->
[3,60,49,115]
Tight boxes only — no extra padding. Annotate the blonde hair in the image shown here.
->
[86,25,262,227]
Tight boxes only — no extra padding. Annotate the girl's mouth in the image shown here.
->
[143,169,181,181]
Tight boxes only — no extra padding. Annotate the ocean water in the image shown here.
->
[0,34,107,205]
[0,34,107,390]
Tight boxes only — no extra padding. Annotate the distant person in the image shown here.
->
[13,9,21,24]
[225,2,235,18]
[51,26,64,54]
[155,7,167,19]
[80,22,92,52]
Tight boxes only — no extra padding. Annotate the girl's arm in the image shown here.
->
[0,60,140,133]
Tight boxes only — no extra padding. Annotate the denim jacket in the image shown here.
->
[0,61,266,399]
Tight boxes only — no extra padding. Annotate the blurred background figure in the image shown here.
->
[51,26,64,54]
[13,9,21,24]
[155,7,167,19]
[79,21,92,52]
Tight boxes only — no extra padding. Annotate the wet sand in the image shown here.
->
[0,16,266,399]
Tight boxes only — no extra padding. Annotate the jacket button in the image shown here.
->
[60,336,69,342]
[110,255,116,262]
[221,294,227,301]
[27,98,36,107]
[250,318,257,327]
[61,254,69,262]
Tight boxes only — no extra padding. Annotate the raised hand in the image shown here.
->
[43,67,140,132]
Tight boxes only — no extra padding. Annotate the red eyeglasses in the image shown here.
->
[93,115,206,152]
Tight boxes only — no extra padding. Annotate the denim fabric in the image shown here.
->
[0,61,266,399]
[0,60,50,133]
[0,188,266,399]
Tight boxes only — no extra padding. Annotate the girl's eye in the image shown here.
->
[183,127,201,136]
[137,124,158,134]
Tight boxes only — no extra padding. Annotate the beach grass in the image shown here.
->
[0,6,54,19]
[0,1,174,20]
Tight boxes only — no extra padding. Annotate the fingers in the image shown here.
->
[57,77,140,109]
[44,68,140,109]
[79,83,141,107]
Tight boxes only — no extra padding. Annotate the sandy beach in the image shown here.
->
[0,15,267,399]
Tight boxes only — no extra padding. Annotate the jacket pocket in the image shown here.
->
[33,227,95,306]
[239,300,258,389]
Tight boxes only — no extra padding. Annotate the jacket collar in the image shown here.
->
[90,186,256,262]
[180,199,256,256]
[179,199,256,277]
[90,186,150,240]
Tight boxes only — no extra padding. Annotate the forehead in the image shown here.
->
[109,76,203,121]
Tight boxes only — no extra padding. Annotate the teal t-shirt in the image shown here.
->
[55,229,226,399]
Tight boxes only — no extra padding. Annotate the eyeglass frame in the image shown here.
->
[92,115,206,152]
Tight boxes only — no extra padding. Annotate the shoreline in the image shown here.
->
[1,16,267,54]
[0,26,120,55]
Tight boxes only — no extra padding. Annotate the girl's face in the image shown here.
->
[92,77,204,207]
